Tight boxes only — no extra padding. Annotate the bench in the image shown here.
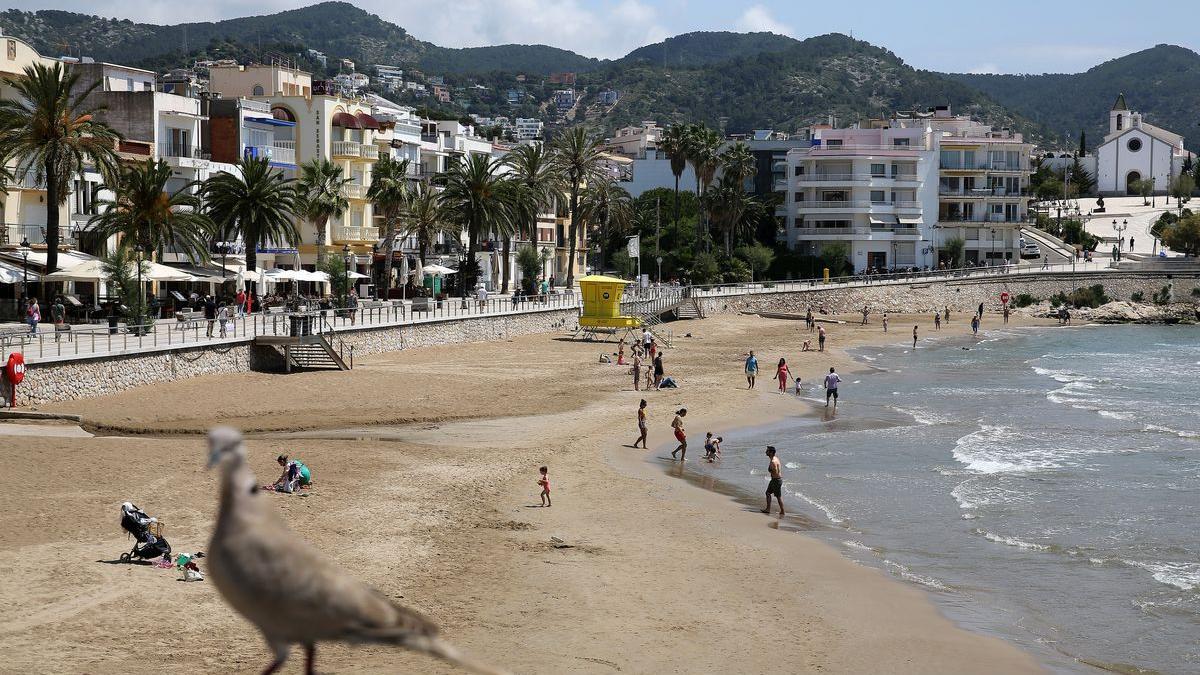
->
[411,297,433,312]
[175,310,205,330]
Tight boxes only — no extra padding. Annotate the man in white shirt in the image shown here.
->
[824,367,842,408]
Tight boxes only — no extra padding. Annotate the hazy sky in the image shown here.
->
[5,0,1196,73]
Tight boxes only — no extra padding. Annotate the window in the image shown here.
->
[870,163,886,177]
[824,139,843,147]
[963,150,976,168]
[1006,151,1019,169]
[794,165,804,177]
[821,190,847,202]
[1116,114,1123,130]
[893,138,910,147]
[252,84,265,96]
[940,150,959,169]
[126,77,134,92]
[991,203,1004,216]
[1127,138,1142,152]
[870,190,887,203]
[793,192,804,203]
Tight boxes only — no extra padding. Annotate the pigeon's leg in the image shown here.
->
[261,641,290,675]
[304,643,316,675]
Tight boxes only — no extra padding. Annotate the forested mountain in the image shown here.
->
[619,31,801,67]
[945,45,1200,148]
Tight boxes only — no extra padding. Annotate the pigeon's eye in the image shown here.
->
[250,484,260,495]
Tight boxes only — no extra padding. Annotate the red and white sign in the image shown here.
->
[1000,291,1011,305]
[4,352,24,386]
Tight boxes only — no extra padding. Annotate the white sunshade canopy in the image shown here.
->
[0,259,37,284]
[44,259,196,282]
[421,264,458,275]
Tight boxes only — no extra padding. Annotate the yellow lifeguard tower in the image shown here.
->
[576,274,640,340]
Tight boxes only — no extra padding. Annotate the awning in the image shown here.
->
[869,216,890,226]
[332,112,360,129]
[898,217,922,225]
[355,112,381,130]
[0,259,37,284]
[245,115,296,127]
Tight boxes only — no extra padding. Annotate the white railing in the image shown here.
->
[798,200,872,209]
[332,141,361,157]
[343,184,368,200]
[359,144,379,160]
[334,225,379,242]
[805,144,922,153]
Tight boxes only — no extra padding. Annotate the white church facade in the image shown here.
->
[1094,94,1190,196]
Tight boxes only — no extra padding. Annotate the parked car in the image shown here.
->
[1020,243,1041,259]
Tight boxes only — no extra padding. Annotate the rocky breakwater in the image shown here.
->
[1022,300,1200,324]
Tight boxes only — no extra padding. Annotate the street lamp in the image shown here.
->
[134,243,144,330]
[1112,219,1128,261]
[342,243,352,307]
[990,228,996,268]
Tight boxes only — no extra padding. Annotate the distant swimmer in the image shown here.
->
[761,446,785,516]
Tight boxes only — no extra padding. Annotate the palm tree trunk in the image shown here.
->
[724,228,733,257]
[381,217,397,297]
[566,183,580,287]
[315,216,327,264]
[44,161,61,283]
[246,240,258,284]
[694,174,703,257]
[501,236,512,294]
[673,175,680,227]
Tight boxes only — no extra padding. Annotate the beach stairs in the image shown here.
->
[674,298,705,320]
[252,334,351,372]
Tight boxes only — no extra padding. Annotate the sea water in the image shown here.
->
[698,325,1200,673]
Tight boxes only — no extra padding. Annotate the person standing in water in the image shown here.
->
[670,408,688,461]
[882,312,889,333]
[633,399,648,448]
[824,367,842,407]
[934,312,941,330]
[775,357,791,394]
[912,325,919,349]
[762,446,785,516]
[745,351,759,389]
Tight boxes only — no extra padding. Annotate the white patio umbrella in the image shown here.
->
[44,259,196,282]
[346,270,369,280]
[421,264,457,275]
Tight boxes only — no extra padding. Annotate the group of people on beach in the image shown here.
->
[621,329,667,391]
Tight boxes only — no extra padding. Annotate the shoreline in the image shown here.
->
[1,312,1054,673]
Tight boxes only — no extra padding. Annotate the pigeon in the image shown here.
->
[205,427,507,675]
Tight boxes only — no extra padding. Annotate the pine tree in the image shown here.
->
[1078,130,1087,157]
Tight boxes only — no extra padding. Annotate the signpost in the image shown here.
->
[4,352,25,407]
[1000,291,1011,306]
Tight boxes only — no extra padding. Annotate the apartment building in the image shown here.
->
[783,107,1031,271]
[209,61,311,98]
[513,118,543,141]
[207,97,298,170]
[606,121,662,160]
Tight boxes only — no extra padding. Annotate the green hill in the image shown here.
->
[619,31,800,67]
[945,44,1200,148]
[587,34,1038,138]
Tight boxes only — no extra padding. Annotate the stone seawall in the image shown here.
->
[8,308,578,407]
[696,273,1200,318]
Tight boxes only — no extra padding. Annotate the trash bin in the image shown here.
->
[289,314,312,337]
[107,314,119,335]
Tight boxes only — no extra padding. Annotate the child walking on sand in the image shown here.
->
[538,466,551,507]
[671,408,688,461]
[633,399,648,448]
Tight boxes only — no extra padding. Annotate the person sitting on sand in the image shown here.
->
[538,466,551,507]
[670,408,688,461]
[762,446,785,516]
[273,455,312,493]
[633,399,648,448]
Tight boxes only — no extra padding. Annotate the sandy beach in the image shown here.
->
[0,310,1055,673]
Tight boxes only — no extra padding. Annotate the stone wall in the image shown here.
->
[7,308,578,406]
[696,272,1200,318]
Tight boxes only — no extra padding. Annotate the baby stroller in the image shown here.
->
[119,502,172,562]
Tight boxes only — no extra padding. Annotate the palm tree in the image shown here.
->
[687,125,724,252]
[720,141,757,187]
[578,179,634,271]
[0,62,121,273]
[504,144,561,293]
[403,180,454,269]
[705,173,765,256]
[202,158,299,276]
[658,125,690,230]
[438,153,516,291]
[366,156,411,294]
[89,158,213,263]
[551,127,608,286]
[296,158,350,264]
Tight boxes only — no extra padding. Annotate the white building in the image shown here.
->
[514,118,543,141]
[606,121,662,159]
[1095,94,1189,196]
[783,107,1032,271]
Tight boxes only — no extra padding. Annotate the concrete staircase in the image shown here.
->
[253,333,351,372]
[674,298,705,320]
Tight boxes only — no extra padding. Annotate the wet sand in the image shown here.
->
[1,311,1053,673]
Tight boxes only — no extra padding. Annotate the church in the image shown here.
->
[1094,94,1190,195]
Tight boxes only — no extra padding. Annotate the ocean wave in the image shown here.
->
[1143,423,1200,439]
[974,529,1050,551]
[884,560,952,592]
[792,490,846,525]
[842,540,876,553]
[1122,560,1200,591]
[1098,409,1137,421]
[784,462,800,469]
[951,425,1064,473]
[893,406,953,426]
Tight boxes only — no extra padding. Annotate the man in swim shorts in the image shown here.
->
[762,446,784,516]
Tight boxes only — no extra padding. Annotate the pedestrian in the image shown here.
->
[1003,305,1010,324]
[775,357,790,394]
[617,337,626,365]
[971,315,980,336]
[818,325,827,352]
[648,338,657,361]
[51,296,67,342]
[977,302,984,319]
[745,350,759,389]
[824,367,842,408]
[641,327,651,352]
[882,312,889,333]
[934,312,941,330]
[538,466,551,507]
[670,408,688,461]
[347,289,359,325]
[633,399,648,448]
[1129,237,1135,252]
[944,305,950,324]
[861,305,869,325]
[653,352,664,390]
[235,289,246,318]
[912,325,918,349]
[806,306,815,333]
[631,349,642,391]
[204,295,216,337]
[25,296,40,335]
[761,446,785,516]
[217,302,230,338]
[794,373,803,395]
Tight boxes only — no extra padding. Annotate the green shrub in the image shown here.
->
[1191,287,1200,297]
[1013,293,1037,308]
[1052,284,1110,309]
[1130,291,1145,303]
[1153,284,1173,305]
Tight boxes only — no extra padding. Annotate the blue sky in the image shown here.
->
[6,0,1197,73]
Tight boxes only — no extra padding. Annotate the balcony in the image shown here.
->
[796,200,871,211]
[939,187,1029,197]
[805,143,921,155]
[1,223,77,246]
[332,141,361,158]
[940,162,1025,172]
[359,144,379,160]
[333,225,380,243]
[791,226,872,239]
[343,184,368,200]
[158,143,210,160]
[244,141,296,166]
